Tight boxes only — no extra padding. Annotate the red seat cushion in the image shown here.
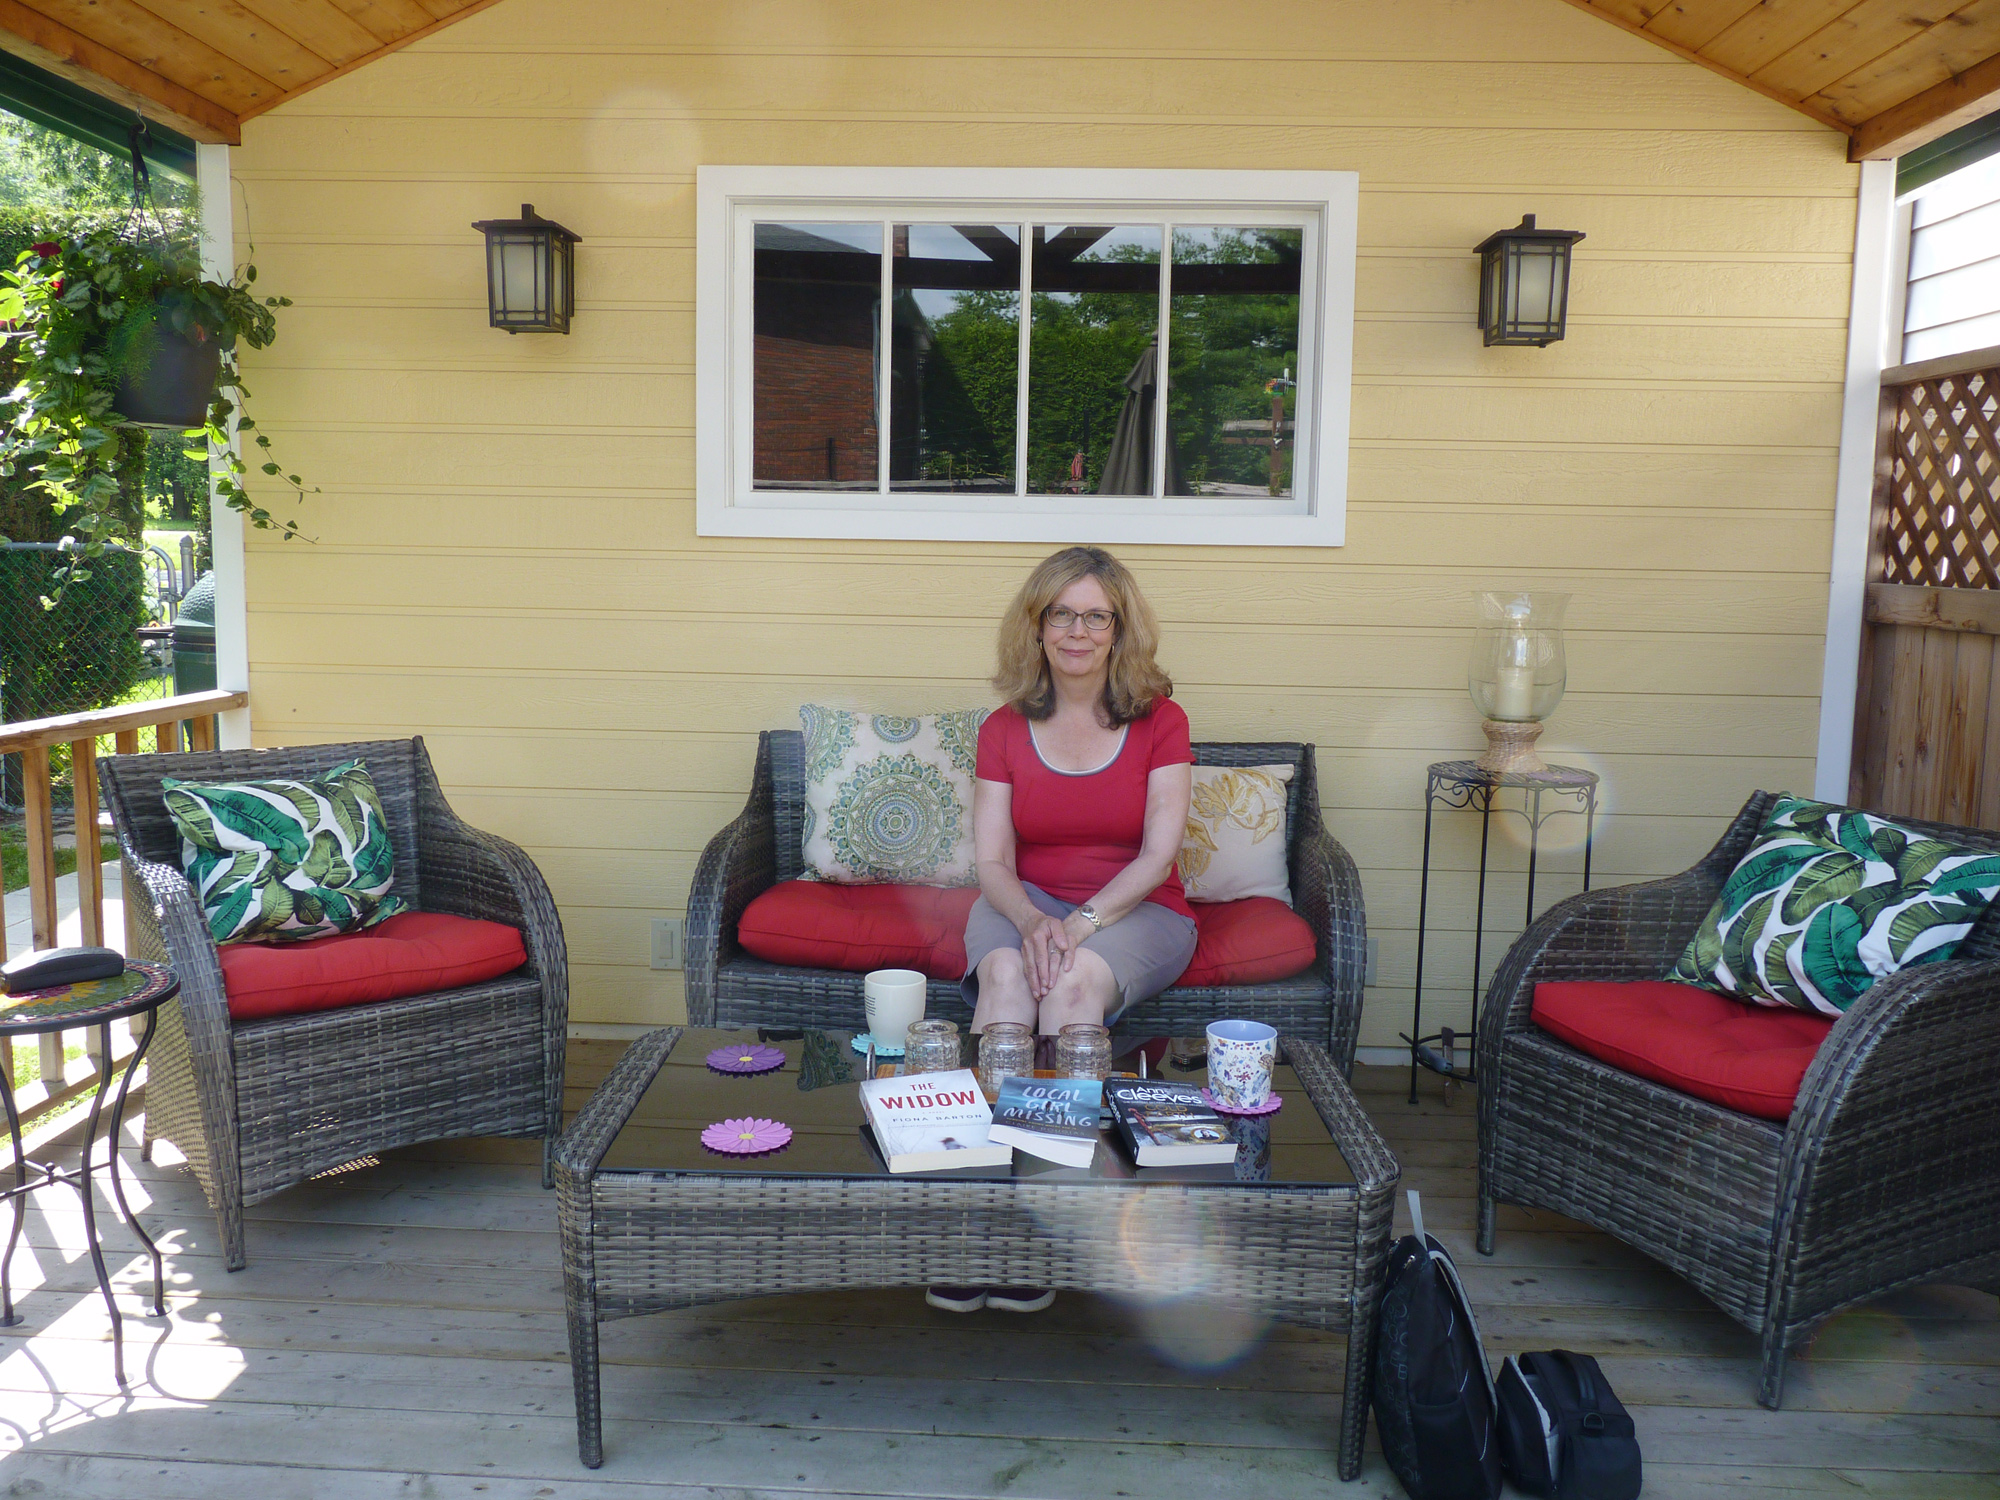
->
[736,882,981,980]
[1532,980,1836,1121]
[1176,897,1318,988]
[218,910,529,1022]
[734,881,1316,988]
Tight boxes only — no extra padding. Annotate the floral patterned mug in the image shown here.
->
[1205,1019,1278,1109]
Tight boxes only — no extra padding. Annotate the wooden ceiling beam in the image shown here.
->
[0,0,237,141]
[1849,49,2000,158]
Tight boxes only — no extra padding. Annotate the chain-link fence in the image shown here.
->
[1,535,204,812]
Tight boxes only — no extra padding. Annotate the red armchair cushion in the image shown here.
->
[735,881,1316,988]
[1179,897,1318,987]
[1531,980,1836,1121]
[737,882,982,979]
[218,910,529,1022]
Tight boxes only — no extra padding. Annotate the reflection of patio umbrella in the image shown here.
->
[1097,340,1185,496]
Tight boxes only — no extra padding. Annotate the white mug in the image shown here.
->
[864,968,927,1047]
[1206,1019,1278,1109]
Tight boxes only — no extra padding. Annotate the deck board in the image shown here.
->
[2,1052,1995,1497]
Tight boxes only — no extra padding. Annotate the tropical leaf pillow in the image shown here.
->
[799,705,990,886]
[1669,796,2000,1016]
[163,759,408,944]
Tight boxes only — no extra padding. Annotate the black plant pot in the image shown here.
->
[112,316,221,430]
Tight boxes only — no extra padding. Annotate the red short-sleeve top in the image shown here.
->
[974,698,1195,921]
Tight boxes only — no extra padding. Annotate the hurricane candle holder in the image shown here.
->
[1469,590,1568,773]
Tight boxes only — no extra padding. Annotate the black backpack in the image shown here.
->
[1496,1349,1643,1500]
[1372,1191,1502,1500]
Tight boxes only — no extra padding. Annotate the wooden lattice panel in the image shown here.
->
[1882,369,2000,589]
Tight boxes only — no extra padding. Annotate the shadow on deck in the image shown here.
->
[0,1048,1995,1498]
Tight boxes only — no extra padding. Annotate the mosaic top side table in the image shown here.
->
[1405,760,1597,1102]
[1,958,177,1386]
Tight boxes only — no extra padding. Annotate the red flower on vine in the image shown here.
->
[50,278,64,295]
[30,241,58,258]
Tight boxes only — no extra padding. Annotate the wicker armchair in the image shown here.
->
[686,732,1367,1070]
[102,737,568,1270]
[1476,790,2000,1407]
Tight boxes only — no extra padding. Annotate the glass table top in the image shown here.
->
[595,1027,1355,1187]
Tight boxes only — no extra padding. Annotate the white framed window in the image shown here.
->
[696,166,1357,547]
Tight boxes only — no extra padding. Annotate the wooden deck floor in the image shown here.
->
[2,1047,1996,1498]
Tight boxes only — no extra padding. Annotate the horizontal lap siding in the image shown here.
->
[233,0,1855,1040]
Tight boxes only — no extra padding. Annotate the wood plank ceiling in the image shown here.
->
[1566,1,2000,159]
[0,0,502,144]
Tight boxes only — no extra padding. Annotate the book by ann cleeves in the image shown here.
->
[1104,1078,1239,1166]
[858,1068,1012,1173]
[988,1075,1103,1168]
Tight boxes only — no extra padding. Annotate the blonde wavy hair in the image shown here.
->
[993,547,1173,725]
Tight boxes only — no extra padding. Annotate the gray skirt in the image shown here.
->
[961,882,1199,1023]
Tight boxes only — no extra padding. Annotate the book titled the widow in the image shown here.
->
[987,1075,1104,1168]
[858,1068,1012,1173]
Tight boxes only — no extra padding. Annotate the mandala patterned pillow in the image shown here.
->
[1670,796,2000,1016]
[799,706,989,886]
[163,759,408,945]
[1180,763,1294,904]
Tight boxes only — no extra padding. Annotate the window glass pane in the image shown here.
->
[890,225,1019,492]
[1027,225,1160,496]
[753,222,882,490]
[1165,228,1302,497]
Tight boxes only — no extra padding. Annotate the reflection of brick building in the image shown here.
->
[753,334,877,484]
[753,226,880,486]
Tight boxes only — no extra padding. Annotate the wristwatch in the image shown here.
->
[1075,903,1104,932]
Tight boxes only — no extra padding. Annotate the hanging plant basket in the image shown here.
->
[112,311,222,430]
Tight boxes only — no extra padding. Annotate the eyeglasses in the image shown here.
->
[1043,606,1117,634]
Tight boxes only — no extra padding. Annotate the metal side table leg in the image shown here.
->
[103,1014,165,1316]
[0,1069,24,1328]
[74,1021,130,1386]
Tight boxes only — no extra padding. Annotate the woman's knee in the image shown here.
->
[980,948,1026,987]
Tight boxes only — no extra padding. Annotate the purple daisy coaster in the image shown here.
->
[700,1117,793,1156]
[1202,1088,1283,1118]
[706,1043,786,1075]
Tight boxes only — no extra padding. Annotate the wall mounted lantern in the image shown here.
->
[1474,215,1584,347]
[471,203,581,333]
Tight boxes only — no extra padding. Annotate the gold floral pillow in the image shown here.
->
[1179,764,1294,904]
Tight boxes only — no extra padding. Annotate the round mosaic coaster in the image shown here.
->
[705,1043,786,1075]
[699,1117,793,1156]
[849,1032,906,1058]
[1201,1088,1283,1118]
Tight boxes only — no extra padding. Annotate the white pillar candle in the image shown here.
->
[1493,660,1536,721]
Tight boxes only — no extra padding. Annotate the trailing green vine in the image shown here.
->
[0,214,312,588]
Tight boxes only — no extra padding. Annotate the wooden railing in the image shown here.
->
[1,689,247,1135]
[1851,344,2000,821]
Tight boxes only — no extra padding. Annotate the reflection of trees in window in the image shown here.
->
[891,225,1018,492]
[1168,229,1302,497]
[1028,226,1159,496]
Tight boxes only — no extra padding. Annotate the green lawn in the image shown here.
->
[0,827,122,896]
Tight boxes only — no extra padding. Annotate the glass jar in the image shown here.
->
[1468,590,1568,724]
[977,1022,1035,1096]
[904,1018,961,1075]
[1056,1022,1113,1081]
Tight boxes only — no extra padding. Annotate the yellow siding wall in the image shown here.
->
[233,0,1856,1045]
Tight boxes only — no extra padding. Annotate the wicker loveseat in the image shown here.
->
[103,738,569,1270]
[686,732,1367,1069]
[1476,790,2000,1407]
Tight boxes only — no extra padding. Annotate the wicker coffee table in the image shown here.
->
[554,1026,1398,1477]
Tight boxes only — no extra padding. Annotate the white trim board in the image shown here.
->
[198,142,250,752]
[1813,159,1898,803]
[695,165,1358,547]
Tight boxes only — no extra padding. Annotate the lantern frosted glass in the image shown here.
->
[1469,591,1567,724]
[1474,215,1585,348]
[471,204,581,334]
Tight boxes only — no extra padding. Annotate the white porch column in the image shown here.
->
[1813,159,1899,802]
[197,142,251,751]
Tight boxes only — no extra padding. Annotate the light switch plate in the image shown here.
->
[651,917,684,971]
